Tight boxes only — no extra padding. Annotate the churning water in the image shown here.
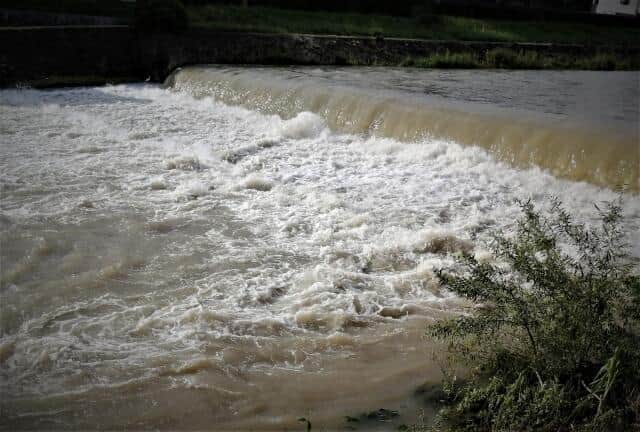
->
[1,67,639,430]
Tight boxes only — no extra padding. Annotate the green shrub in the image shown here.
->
[427,199,640,431]
[136,0,188,33]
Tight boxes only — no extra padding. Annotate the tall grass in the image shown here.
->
[402,48,636,70]
[402,52,480,69]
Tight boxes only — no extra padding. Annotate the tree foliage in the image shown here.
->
[428,199,640,431]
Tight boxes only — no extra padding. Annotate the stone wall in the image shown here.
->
[1,26,638,88]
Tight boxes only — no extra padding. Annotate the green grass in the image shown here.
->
[5,2,636,71]
[187,5,640,45]
[401,52,481,69]
[398,48,636,70]
[4,2,639,46]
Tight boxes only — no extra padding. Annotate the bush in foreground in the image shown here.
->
[427,199,640,431]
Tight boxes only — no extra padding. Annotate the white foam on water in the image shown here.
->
[281,111,327,139]
[1,77,639,429]
[240,174,274,191]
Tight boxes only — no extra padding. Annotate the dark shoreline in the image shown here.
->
[1,26,638,89]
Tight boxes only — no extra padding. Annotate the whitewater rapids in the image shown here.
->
[0,67,638,430]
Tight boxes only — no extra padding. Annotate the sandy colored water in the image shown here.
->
[1,68,639,430]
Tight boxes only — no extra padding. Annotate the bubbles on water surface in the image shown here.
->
[0,77,638,429]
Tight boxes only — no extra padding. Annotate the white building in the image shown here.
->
[594,0,640,15]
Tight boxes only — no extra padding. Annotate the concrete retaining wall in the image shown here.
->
[1,26,638,88]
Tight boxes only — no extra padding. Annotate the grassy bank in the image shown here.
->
[399,49,637,70]
[188,5,639,46]
[5,2,639,47]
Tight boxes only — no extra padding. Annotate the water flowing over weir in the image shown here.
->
[169,67,639,191]
[1,68,639,430]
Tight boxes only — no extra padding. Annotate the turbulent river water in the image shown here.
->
[1,67,639,430]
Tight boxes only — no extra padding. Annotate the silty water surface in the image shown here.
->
[0,67,638,430]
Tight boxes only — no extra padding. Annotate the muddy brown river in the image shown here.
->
[1,67,638,430]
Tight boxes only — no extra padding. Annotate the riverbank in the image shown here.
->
[6,1,640,45]
[188,5,640,46]
[1,26,638,89]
